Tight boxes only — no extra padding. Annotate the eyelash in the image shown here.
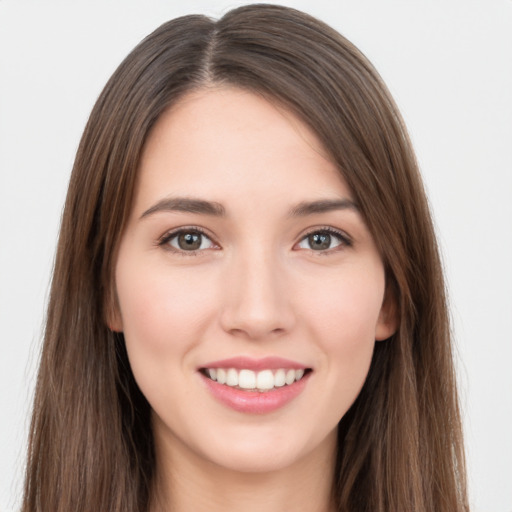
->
[157,226,352,256]
[158,226,217,256]
[296,227,352,254]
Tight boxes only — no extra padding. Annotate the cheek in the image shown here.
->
[114,256,221,397]
[299,262,385,402]
[114,258,222,412]
[116,259,215,342]
[302,263,385,349]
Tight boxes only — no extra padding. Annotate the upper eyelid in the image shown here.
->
[156,225,351,249]
[294,227,353,254]
[158,226,217,247]
[298,226,351,242]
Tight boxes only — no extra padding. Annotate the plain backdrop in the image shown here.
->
[0,1,511,511]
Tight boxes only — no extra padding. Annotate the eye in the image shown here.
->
[296,228,350,252]
[160,229,216,253]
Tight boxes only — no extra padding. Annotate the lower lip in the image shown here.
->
[201,373,310,414]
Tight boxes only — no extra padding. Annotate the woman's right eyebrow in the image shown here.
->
[140,197,226,219]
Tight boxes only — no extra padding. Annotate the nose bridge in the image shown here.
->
[220,241,294,339]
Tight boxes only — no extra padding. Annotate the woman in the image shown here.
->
[22,4,469,511]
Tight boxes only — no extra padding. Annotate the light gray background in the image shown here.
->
[1,1,511,511]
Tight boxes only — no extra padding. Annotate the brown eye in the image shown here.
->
[308,233,332,250]
[178,233,202,250]
[297,229,348,252]
[165,230,215,252]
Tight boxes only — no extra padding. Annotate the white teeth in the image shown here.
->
[256,369,274,390]
[285,369,296,385]
[205,367,307,391]
[239,369,256,389]
[226,368,238,386]
[216,368,227,384]
[274,369,286,387]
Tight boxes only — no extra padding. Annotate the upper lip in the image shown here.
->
[200,356,308,371]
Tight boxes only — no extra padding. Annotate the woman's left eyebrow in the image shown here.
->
[288,198,359,217]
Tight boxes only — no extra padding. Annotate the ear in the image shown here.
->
[105,287,123,332]
[375,284,398,341]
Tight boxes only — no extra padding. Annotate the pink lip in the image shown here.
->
[201,375,309,414]
[200,356,307,371]
[199,357,311,414]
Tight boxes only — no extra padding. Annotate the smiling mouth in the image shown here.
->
[200,367,312,392]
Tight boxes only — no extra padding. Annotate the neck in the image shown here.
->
[150,429,337,512]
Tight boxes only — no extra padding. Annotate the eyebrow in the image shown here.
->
[140,197,226,219]
[288,198,359,217]
[140,196,358,220]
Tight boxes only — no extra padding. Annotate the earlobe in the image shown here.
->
[105,289,123,332]
[106,308,123,332]
[375,287,398,341]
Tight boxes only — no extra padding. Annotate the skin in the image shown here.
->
[111,87,396,512]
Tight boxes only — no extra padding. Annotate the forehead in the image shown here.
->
[134,87,351,214]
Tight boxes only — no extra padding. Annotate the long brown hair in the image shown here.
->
[22,4,468,511]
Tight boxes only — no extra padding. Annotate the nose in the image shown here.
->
[219,246,296,340]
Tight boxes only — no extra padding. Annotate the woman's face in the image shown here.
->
[112,87,395,475]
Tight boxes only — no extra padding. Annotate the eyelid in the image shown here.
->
[156,225,351,255]
[157,226,220,255]
[294,226,352,252]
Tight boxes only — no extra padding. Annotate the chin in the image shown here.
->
[210,446,298,474]
[191,424,337,475]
